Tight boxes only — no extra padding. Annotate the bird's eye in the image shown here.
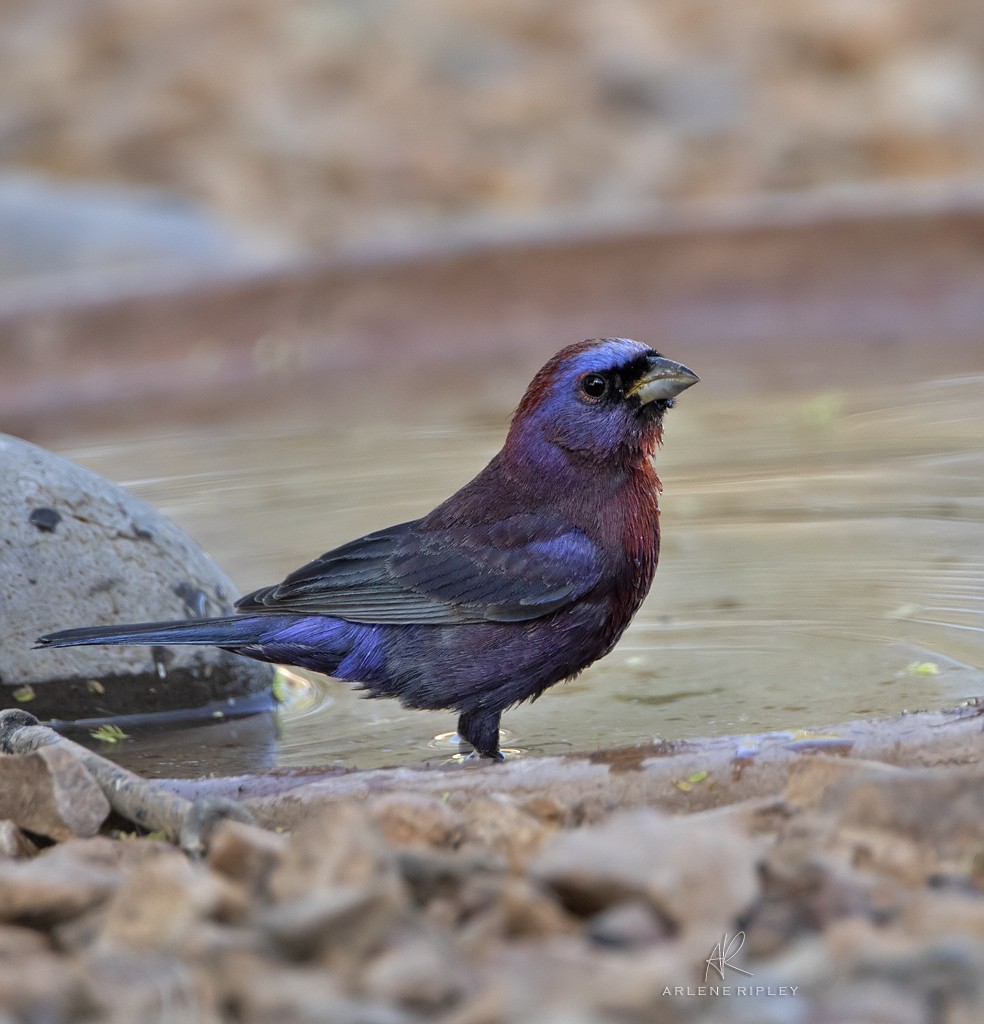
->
[580,373,608,400]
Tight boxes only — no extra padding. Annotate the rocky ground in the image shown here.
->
[1,705,984,1023]
[4,0,984,258]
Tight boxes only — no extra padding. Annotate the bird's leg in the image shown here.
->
[456,709,504,761]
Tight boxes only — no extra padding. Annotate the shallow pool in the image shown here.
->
[52,363,984,775]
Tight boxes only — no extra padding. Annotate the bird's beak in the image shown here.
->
[627,356,700,404]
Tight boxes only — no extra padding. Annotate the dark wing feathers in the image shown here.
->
[235,517,603,625]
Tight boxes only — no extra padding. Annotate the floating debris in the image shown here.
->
[906,661,941,676]
[89,724,129,745]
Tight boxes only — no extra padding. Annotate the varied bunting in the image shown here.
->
[37,339,698,759]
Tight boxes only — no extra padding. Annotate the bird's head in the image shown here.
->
[506,338,699,467]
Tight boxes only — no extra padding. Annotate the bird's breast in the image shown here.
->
[594,466,662,650]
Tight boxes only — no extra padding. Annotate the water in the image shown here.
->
[53,368,984,775]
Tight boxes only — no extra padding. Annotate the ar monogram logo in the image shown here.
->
[704,932,753,983]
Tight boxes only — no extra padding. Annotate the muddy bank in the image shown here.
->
[6,185,984,438]
[0,704,982,1021]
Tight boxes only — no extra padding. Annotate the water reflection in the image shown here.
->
[57,371,984,776]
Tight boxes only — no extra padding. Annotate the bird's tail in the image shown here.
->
[35,616,266,651]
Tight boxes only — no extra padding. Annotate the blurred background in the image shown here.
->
[3,0,984,272]
[2,0,984,774]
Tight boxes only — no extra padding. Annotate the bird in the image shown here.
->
[37,339,698,760]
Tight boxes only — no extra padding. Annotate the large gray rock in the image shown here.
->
[0,434,273,722]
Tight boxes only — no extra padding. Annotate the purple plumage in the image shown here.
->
[37,339,698,759]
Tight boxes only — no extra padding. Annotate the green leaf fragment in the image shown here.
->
[90,724,129,744]
[674,769,710,792]
[905,661,940,676]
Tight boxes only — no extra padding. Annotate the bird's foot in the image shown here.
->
[456,710,504,762]
[457,746,505,763]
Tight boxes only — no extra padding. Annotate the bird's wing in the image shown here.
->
[235,516,603,624]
